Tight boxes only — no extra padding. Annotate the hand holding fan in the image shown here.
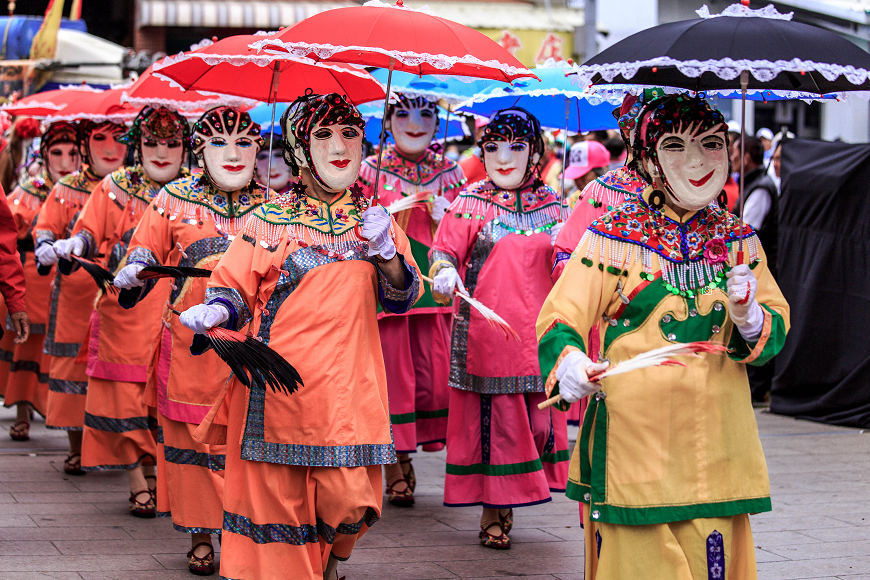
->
[421,274,520,342]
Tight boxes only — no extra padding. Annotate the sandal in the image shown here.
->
[479,523,511,550]
[187,542,215,576]
[499,508,513,535]
[63,453,86,476]
[144,474,157,503]
[399,457,416,493]
[386,476,414,507]
[9,420,30,441]
[129,489,156,518]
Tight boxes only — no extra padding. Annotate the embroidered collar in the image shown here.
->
[19,171,53,200]
[589,192,753,263]
[362,146,457,188]
[598,166,647,196]
[111,165,190,205]
[463,179,559,214]
[58,167,102,193]
[257,188,363,236]
[163,175,266,219]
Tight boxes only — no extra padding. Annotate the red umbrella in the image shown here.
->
[151,34,386,106]
[248,0,534,82]
[46,86,141,124]
[248,0,537,201]
[121,65,257,114]
[153,33,386,192]
[0,85,105,118]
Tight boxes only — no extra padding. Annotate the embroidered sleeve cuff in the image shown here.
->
[538,321,588,412]
[127,247,159,268]
[378,253,419,314]
[205,287,250,331]
[428,250,458,279]
[34,230,56,247]
[727,305,786,367]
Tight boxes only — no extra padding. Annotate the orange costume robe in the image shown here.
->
[0,174,54,415]
[71,165,176,470]
[357,145,466,452]
[126,175,267,534]
[196,188,421,580]
[34,169,103,431]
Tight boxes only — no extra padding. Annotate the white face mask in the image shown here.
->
[308,122,364,193]
[87,126,127,178]
[390,105,437,158]
[45,142,80,184]
[140,128,184,184]
[655,125,728,211]
[256,146,291,192]
[483,140,531,190]
[202,133,258,192]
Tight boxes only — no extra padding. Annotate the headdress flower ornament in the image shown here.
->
[39,121,78,164]
[633,93,726,190]
[477,106,545,186]
[280,90,365,189]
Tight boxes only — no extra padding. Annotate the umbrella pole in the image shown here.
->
[265,63,281,200]
[559,97,570,222]
[738,70,748,261]
[372,59,395,206]
[437,104,451,198]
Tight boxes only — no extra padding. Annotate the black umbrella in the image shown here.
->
[575,2,870,255]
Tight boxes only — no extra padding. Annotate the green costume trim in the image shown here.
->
[541,449,570,464]
[389,408,449,424]
[446,458,543,477]
[727,304,787,367]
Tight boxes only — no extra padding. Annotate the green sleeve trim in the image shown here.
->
[538,322,586,380]
[446,458,543,476]
[728,304,787,366]
[541,449,570,464]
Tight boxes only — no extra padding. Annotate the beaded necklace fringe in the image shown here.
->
[108,175,162,215]
[359,160,467,197]
[579,229,760,297]
[10,188,46,212]
[451,192,563,236]
[242,216,364,251]
[153,190,254,237]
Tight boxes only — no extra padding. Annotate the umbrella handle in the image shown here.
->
[353,197,378,241]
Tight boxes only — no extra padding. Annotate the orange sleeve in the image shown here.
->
[127,196,174,267]
[71,177,113,256]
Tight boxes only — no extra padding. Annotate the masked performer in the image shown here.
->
[428,108,569,550]
[52,107,187,515]
[537,94,789,580]
[0,122,80,440]
[357,94,466,506]
[256,131,292,194]
[115,106,266,575]
[35,120,127,474]
[179,92,421,580]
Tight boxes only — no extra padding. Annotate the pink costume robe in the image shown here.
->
[358,145,466,452]
[429,179,570,508]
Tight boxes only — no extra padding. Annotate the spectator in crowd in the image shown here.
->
[560,140,610,205]
[603,136,626,170]
[584,129,610,143]
[756,127,774,164]
[459,118,488,184]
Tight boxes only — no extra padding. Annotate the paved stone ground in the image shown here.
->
[0,406,868,579]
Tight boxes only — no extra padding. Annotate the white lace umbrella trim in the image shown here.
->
[696,3,793,20]
[120,93,258,111]
[575,56,870,87]
[248,39,535,79]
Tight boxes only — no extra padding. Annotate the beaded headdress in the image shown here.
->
[190,106,264,156]
[477,107,545,186]
[280,91,365,188]
[118,106,190,164]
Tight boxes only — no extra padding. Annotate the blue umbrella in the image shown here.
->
[456,67,618,133]
[369,69,499,106]
[357,102,469,145]
[249,102,290,135]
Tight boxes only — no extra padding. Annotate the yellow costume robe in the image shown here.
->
[537,192,789,579]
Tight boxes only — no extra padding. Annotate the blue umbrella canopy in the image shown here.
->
[369,69,499,106]
[456,66,617,133]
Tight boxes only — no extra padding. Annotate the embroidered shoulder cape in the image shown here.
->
[359,146,466,197]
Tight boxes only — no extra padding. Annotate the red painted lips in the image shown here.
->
[689,170,715,188]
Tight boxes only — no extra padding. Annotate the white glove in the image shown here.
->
[550,222,564,245]
[361,206,397,260]
[433,266,465,296]
[726,264,764,341]
[179,303,229,335]
[431,196,452,224]
[35,242,58,266]
[113,263,146,289]
[53,236,85,260]
[555,350,610,403]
